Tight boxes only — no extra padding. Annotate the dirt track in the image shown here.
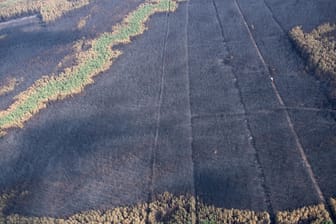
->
[0,0,336,221]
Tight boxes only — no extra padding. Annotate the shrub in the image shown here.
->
[276,204,332,224]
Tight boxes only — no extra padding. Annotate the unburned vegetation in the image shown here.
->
[197,202,270,224]
[0,191,270,224]
[0,0,92,22]
[289,23,336,103]
[3,191,335,223]
[276,204,332,224]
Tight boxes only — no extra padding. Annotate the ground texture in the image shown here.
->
[0,0,336,223]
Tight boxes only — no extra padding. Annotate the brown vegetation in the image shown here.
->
[0,0,92,22]
[289,23,336,101]
[276,204,332,224]
[1,191,336,223]
[198,202,270,224]
[148,192,196,223]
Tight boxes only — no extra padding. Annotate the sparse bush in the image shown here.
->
[276,204,332,224]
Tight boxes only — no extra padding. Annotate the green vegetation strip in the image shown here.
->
[289,23,336,101]
[0,0,92,22]
[0,0,179,137]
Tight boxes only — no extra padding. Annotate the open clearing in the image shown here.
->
[0,0,336,223]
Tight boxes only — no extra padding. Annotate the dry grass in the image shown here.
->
[0,0,179,137]
[289,23,336,101]
[0,0,92,22]
[276,204,332,224]
[0,77,20,96]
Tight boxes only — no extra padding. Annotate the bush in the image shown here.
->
[276,204,332,224]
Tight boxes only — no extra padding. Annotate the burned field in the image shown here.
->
[0,0,336,223]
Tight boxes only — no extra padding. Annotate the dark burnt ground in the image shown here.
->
[0,0,143,110]
[0,0,335,221]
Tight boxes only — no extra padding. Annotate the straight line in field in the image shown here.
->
[212,0,273,217]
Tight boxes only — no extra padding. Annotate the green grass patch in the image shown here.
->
[0,0,179,136]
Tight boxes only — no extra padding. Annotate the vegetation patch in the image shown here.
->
[198,201,270,224]
[0,0,179,137]
[289,23,336,102]
[0,0,92,22]
[0,191,268,224]
[331,198,336,218]
[0,77,20,96]
[276,204,332,224]
[148,192,196,224]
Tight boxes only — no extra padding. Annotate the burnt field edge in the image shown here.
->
[1,191,336,223]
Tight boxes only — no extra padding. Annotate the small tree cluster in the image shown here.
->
[276,204,332,224]
[197,201,270,224]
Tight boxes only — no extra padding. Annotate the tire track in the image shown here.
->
[147,3,171,221]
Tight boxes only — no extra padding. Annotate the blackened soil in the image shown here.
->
[0,0,335,220]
